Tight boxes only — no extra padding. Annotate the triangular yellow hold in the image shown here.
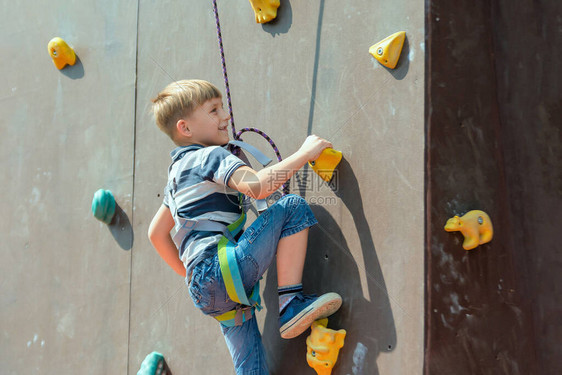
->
[369,31,406,69]
[309,148,343,183]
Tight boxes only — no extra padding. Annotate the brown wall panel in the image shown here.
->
[425,0,562,374]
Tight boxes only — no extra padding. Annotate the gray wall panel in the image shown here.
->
[1,0,137,374]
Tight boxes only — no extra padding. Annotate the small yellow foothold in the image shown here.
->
[306,319,346,375]
[48,37,76,70]
[444,210,494,250]
[248,0,280,24]
[309,148,343,183]
[369,31,406,69]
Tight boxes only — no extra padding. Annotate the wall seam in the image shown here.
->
[127,0,141,373]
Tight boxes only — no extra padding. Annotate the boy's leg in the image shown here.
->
[233,194,319,294]
[276,227,309,287]
[232,194,341,339]
[271,201,342,340]
[221,317,269,375]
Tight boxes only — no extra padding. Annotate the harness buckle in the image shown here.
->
[234,305,255,326]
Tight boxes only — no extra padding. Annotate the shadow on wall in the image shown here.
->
[261,0,292,36]
[388,36,409,80]
[261,158,396,374]
[108,203,134,250]
[60,55,85,80]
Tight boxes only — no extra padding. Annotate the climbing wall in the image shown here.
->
[1,0,424,374]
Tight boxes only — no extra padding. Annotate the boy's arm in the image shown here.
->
[229,135,332,199]
[148,204,186,278]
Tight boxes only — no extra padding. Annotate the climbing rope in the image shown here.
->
[211,0,289,195]
[211,0,236,140]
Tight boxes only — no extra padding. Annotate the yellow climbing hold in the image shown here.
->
[309,148,343,183]
[444,210,494,250]
[306,318,346,375]
[369,31,406,69]
[48,37,76,70]
[248,0,280,24]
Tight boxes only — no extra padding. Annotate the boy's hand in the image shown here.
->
[298,135,333,162]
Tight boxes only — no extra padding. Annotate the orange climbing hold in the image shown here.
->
[48,37,76,70]
[444,210,494,250]
[306,318,346,375]
[309,148,343,183]
[369,31,406,69]
[248,0,280,24]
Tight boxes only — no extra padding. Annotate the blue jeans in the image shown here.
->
[187,194,318,375]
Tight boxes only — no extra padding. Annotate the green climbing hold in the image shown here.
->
[137,352,166,375]
[91,189,116,224]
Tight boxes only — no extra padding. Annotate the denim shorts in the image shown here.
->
[187,194,318,375]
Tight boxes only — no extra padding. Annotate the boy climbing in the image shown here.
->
[148,79,342,374]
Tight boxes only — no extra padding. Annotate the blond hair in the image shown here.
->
[151,79,222,143]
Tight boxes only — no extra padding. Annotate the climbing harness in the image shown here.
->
[215,205,263,327]
[168,174,261,327]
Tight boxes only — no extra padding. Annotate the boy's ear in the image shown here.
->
[176,118,191,137]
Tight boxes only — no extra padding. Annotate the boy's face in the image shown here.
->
[183,97,230,146]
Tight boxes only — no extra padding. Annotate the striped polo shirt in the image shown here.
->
[163,144,247,275]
